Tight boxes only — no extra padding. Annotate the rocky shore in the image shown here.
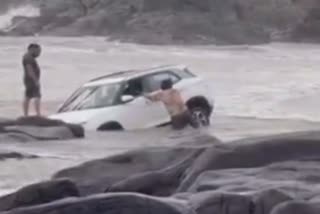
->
[0,0,320,45]
[2,130,320,213]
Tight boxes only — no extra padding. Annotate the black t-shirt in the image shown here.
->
[22,53,40,85]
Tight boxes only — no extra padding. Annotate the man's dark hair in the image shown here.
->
[28,43,41,50]
[161,79,173,90]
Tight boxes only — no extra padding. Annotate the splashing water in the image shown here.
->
[0,4,40,30]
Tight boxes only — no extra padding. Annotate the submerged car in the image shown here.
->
[49,65,214,131]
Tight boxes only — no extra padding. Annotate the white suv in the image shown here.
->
[49,65,214,131]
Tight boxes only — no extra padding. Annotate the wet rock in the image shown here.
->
[188,191,253,214]
[54,147,204,195]
[187,160,320,196]
[271,201,320,214]
[0,116,84,141]
[6,131,320,213]
[177,131,320,192]
[4,193,188,214]
[0,151,38,161]
[0,179,79,212]
[105,148,203,196]
[253,189,293,214]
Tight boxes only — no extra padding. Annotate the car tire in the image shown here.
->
[189,106,210,128]
[97,122,123,131]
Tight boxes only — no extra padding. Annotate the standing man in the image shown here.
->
[22,43,42,117]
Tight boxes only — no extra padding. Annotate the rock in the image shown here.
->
[0,151,38,161]
[105,148,203,196]
[54,130,320,198]
[187,160,320,196]
[292,7,320,42]
[3,0,316,44]
[3,126,74,140]
[253,189,293,214]
[6,130,320,213]
[5,17,41,36]
[54,147,204,196]
[0,179,79,212]
[4,193,188,214]
[177,131,320,192]
[271,201,320,214]
[0,116,84,141]
[188,191,253,214]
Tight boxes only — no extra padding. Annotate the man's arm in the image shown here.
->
[144,91,162,102]
[25,64,39,86]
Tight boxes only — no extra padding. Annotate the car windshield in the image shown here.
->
[59,83,121,112]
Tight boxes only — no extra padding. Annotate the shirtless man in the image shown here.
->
[145,79,191,130]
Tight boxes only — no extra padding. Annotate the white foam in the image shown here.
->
[0,4,40,30]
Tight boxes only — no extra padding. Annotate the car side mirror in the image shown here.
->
[121,95,135,103]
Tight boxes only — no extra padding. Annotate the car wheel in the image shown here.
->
[190,106,210,128]
[98,122,123,131]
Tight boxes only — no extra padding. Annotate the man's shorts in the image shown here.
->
[171,111,192,130]
[25,83,41,99]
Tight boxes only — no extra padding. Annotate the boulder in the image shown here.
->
[0,179,79,212]
[188,191,253,214]
[54,147,204,195]
[0,116,84,141]
[271,201,320,214]
[4,193,188,214]
[177,131,320,192]
[0,151,37,161]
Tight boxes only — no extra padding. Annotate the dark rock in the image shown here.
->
[292,7,320,42]
[4,193,187,214]
[0,116,84,141]
[0,0,305,44]
[0,179,79,212]
[187,160,320,197]
[105,148,203,196]
[188,191,253,214]
[271,201,320,214]
[54,147,204,195]
[54,130,320,199]
[0,151,38,161]
[252,189,293,214]
[177,131,320,192]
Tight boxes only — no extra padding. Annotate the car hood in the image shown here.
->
[49,109,101,124]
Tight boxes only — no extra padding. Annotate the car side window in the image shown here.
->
[143,71,180,93]
[123,78,144,97]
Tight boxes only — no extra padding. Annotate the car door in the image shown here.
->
[111,77,156,129]
[114,71,181,129]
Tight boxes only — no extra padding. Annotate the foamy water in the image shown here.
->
[0,5,40,30]
[1,37,320,195]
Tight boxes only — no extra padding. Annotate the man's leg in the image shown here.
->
[34,97,41,116]
[23,97,30,117]
[33,85,42,117]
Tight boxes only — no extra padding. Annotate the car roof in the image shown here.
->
[84,64,188,87]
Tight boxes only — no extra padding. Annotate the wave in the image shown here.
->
[0,4,40,30]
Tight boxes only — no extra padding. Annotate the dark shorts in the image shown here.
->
[171,111,192,130]
[24,82,41,99]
